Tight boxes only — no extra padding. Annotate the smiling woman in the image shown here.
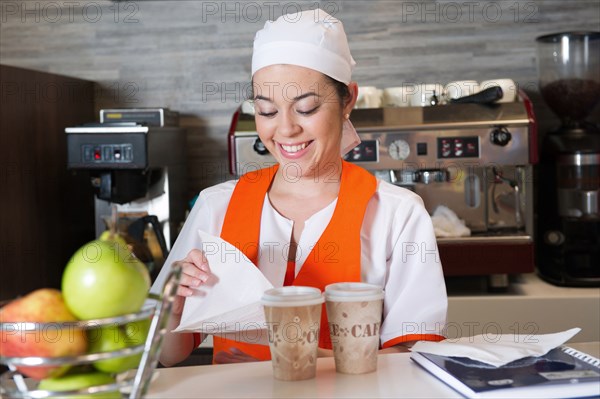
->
[152,8,448,367]
[252,64,354,182]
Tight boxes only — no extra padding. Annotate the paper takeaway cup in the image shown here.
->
[479,79,518,103]
[261,286,324,381]
[325,282,384,374]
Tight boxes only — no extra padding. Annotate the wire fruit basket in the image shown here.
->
[0,264,181,398]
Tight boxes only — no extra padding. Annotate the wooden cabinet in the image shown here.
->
[0,65,96,301]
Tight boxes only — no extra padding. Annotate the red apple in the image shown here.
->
[0,288,88,379]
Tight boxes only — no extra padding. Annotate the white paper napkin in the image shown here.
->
[431,205,471,237]
[173,231,273,341]
[411,327,581,367]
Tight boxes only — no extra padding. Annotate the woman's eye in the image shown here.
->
[257,110,277,117]
[297,106,318,115]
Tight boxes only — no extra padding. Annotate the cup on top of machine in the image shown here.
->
[382,86,416,107]
[241,99,255,115]
[411,83,445,106]
[479,79,518,103]
[355,86,383,108]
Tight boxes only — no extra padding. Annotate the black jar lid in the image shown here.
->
[536,31,600,43]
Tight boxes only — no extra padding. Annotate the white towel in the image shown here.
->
[431,205,471,237]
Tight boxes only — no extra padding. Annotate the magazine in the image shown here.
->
[411,346,600,398]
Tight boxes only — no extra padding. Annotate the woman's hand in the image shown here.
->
[214,348,260,364]
[172,249,212,316]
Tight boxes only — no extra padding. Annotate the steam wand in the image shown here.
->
[491,167,522,226]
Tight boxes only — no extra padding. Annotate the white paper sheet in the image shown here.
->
[173,231,273,342]
[411,327,581,367]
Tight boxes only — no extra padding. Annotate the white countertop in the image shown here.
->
[447,273,600,343]
[146,342,600,399]
[146,352,461,398]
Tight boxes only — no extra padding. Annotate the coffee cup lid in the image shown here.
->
[324,282,384,302]
[261,286,324,307]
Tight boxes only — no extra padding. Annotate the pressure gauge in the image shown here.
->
[389,139,410,160]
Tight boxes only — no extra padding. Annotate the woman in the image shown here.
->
[154,8,447,366]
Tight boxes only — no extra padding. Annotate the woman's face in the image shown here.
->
[252,64,356,179]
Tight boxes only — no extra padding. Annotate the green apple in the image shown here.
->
[62,240,150,320]
[88,319,150,373]
[38,371,120,398]
[99,230,129,251]
[124,318,151,347]
[98,232,150,288]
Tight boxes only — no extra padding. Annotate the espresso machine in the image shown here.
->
[228,95,538,289]
[66,109,187,279]
[536,32,600,286]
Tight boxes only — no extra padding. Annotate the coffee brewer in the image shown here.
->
[66,109,187,280]
[536,32,600,286]
[228,95,538,290]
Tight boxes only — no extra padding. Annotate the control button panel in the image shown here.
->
[82,144,133,163]
[344,140,379,163]
[437,136,479,159]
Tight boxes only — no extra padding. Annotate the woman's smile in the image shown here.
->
[278,140,314,158]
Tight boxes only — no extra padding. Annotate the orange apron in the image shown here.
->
[211,161,377,362]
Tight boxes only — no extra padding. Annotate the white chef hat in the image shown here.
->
[251,8,360,154]
[252,8,356,84]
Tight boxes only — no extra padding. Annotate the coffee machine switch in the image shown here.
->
[544,230,565,246]
[490,127,512,146]
[253,138,269,155]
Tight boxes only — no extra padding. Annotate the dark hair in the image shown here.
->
[324,75,351,107]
